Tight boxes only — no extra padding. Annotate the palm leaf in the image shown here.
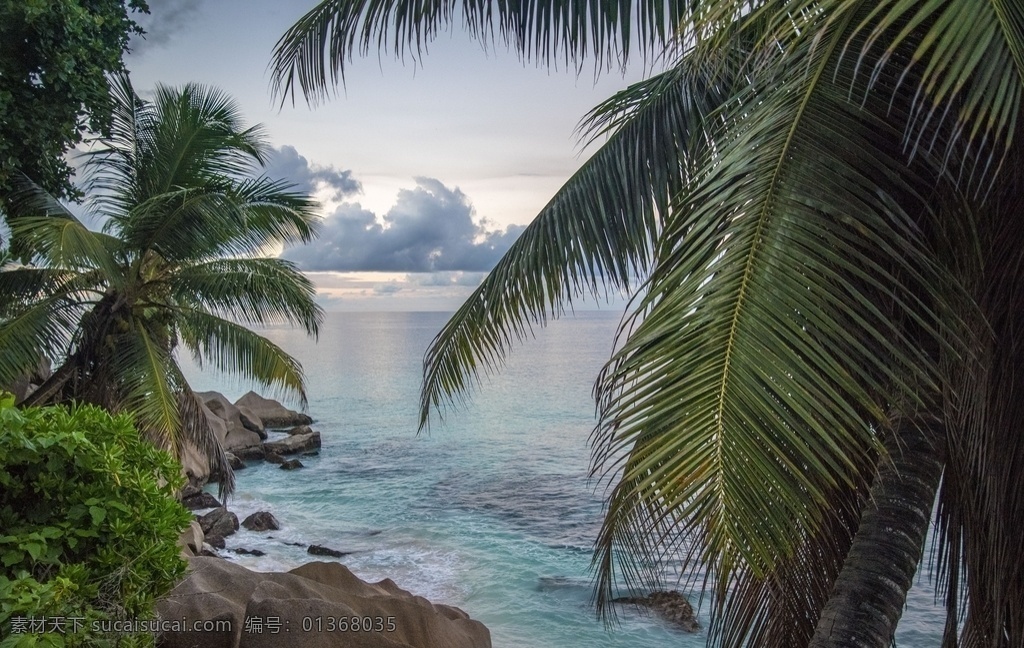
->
[174,307,309,408]
[588,9,950,642]
[419,52,740,428]
[271,0,692,104]
[169,257,322,335]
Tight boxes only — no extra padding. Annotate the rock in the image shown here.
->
[235,391,312,428]
[206,534,226,549]
[199,543,221,557]
[241,512,280,532]
[199,507,239,542]
[198,392,264,452]
[237,405,266,438]
[611,591,700,632]
[233,444,266,461]
[225,452,246,470]
[181,491,222,511]
[264,432,321,456]
[279,459,304,470]
[301,451,320,457]
[286,424,312,436]
[264,451,285,465]
[179,440,213,488]
[234,548,266,557]
[156,557,491,648]
[178,521,205,558]
[307,544,349,558]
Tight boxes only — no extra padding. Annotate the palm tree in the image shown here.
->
[272,2,1023,646]
[0,75,323,494]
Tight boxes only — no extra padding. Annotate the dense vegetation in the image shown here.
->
[0,0,148,206]
[273,1,1024,646]
[0,395,191,647]
[0,75,323,493]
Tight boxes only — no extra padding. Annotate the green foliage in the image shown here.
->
[0,76,323,494]
[272,0,1024,645]
[0,396,191,647]
[0,0,148,204]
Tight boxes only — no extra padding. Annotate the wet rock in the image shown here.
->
[225,452,246,470]
[196,507,236,536]
[182,491,222,510]
[286,424,313,436]
[307,544,349,558]
[264,451,285,465]
[612,591,700,632]
[241,512,280,532]
[279,459,304,470]
[233,444,266,461]
[199,542,221,557]
[234,547,266,557]
[264,431,321,456]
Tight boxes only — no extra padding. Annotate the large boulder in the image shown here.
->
[177,521,205,558]
[264,432,321,456]
[235,391,312,428]
[199,392,267,445]
[237,405,265,437]
[156,557,491,648]
[198,507,239,546]
[241,512,280,532]
[179,440,212,487]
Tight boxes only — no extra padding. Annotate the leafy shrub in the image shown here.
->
[0,395,192,647]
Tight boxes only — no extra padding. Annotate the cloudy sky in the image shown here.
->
[120,0,649,311]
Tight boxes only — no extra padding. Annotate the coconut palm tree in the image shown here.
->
[0,75,323,494]
[272,2,1023,646]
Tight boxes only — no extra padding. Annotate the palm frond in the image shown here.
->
[169,257,322,336]
[588,9,950,641]
[0,291,82,394]
[174,308,309,408]
[270,0,692,105]
[419,52,739,429]
[114,319,185,453]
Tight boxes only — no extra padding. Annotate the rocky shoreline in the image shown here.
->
[165,391,492,648]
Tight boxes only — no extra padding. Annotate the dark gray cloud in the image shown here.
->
[283,178,525,272]
[129,0,202,53]
[264,146,361,201]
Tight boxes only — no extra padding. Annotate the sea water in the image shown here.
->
[181,310,945,647]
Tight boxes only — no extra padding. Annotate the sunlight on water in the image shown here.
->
[181,311,944,647]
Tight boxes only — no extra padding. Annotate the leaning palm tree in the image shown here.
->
[273,2,1023,646]
[0,75,323,494]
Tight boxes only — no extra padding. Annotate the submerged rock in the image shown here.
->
[612,591,700,632]
[307,544,349,558]
[156,557,491,648]
[279,459,304,470]
[234,547,266,557]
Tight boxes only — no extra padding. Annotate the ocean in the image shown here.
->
[180,310,945,647]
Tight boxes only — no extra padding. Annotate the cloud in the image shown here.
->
[283,178,525,272]
[264,146,361,201]
[129,0,203,53]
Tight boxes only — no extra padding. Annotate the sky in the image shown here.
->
[120,0,650,311]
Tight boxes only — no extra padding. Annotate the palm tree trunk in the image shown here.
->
[809,421,945,648]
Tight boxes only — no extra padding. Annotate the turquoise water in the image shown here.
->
[181,311,945,647]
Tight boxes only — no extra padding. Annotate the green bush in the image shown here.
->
[0,395,192,647]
